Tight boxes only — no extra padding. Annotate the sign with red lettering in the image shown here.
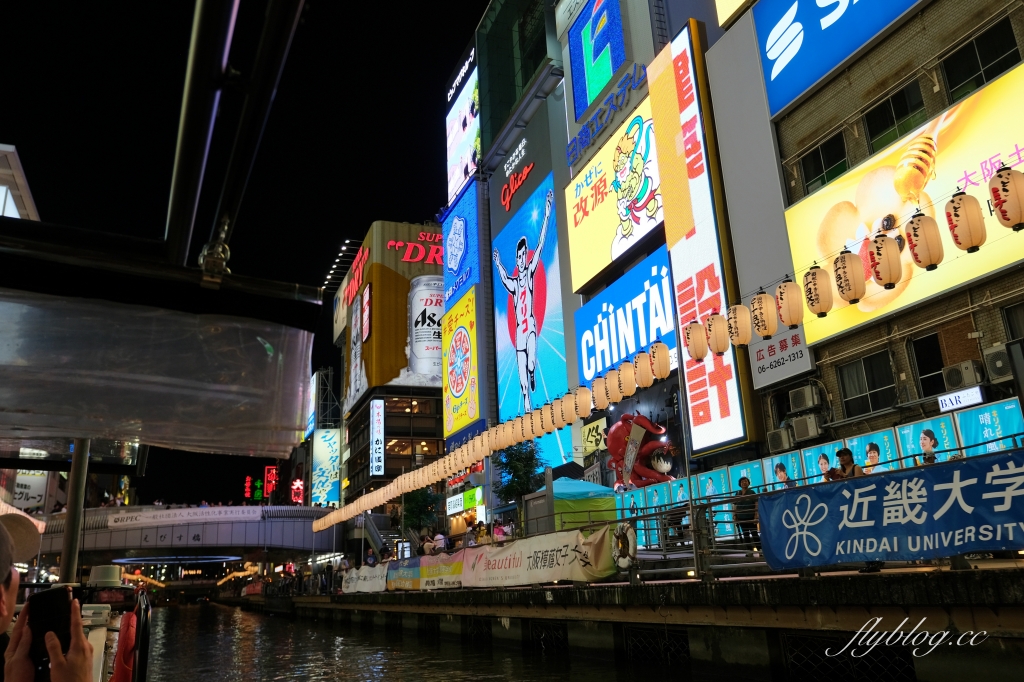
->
[501,162,534,211]
[264,466,279,496]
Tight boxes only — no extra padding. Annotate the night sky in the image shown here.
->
[1,0,488,499]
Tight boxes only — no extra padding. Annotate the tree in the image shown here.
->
[401,486,441,533]
[492,440,543,508]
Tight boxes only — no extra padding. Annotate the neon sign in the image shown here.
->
[386,232,443,264]
[264,466,279,496]
[290,478,304,504]
[500,162,535,211]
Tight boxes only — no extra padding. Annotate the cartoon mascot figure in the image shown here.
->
[611,115,662,259]
[606,413,675,492]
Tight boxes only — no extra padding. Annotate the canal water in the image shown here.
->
[147,603,632,681]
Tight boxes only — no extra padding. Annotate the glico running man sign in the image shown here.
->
[758,451,1024,570]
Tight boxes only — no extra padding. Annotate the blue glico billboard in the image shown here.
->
[574,245,677,387]
[753,0,924,117]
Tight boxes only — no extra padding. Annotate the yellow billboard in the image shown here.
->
[565,96,664,292]
[787,62,1024,344]
[442,286,480,437]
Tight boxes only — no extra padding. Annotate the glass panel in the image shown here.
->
[843,395,871,418]
[864,100,895,141]
[943,42,982,92]
[862,351,894,391]
[385,438,412,456]
[1005,303,1024,340]
[802,149,825,184]
[824,159,848,183]
[870,127,899,153]
[414,440,440,455]
[868,386,897,412]
[891,81,923,120]
[820,133,847,168]
[895,108,928,138]
[976,19,1017,67]
[920,373,947,398]
[805,174,826,194]
[838,360,868,399]
[982,50,1021,84]
[913,334,944,376]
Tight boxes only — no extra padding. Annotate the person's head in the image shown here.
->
[0,514,42,632]
[738,476,750,490]
[367,548,374,555]
[865,443,880,464]
[818,453,830,472]
[920,429,938,453]
[837,447,854,465]
[774,462,789,481]
[516,237,529,271]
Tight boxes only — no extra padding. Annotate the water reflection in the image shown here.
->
[147,604,625,682]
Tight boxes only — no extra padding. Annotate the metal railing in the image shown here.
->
[40,505,330,535]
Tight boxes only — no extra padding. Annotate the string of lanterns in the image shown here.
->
[313,341,675,531]
[681,168,1024,363]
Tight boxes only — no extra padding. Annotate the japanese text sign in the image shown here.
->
[442,286,481,438]
[370,399,385,476]
[443,179,479,306]
[955,398,1024,457]
[311,428,341,505]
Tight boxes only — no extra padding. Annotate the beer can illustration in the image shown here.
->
[408,275,444,375]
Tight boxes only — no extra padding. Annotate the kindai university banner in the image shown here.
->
[758,451,1024,570]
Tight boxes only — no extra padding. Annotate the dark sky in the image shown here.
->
[1,0,489,494]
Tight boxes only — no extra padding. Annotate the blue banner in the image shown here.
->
[896,415,959,464]
[761,452,803,492]
[845,428,901,474]
[759,451,1024,570]
[955,398,1024,457]
[442,178,479,307]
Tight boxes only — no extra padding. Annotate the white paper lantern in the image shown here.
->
[868,234,902,290]
[833,250,866,303]
[487,426,499,452]
[650,341,672,379]
[562,391,579,423]
[704,313,730,356]
[803,266,833,318]
[727,304,752,346]
[750,291,778,340]
[945,191,987,252]
[552,398,568,429]
[604,369,622,403]
[775,279,803,329]
[684,320,708,361]
[904,212,942,271]
[574,386,593,420]
[634,351,654,388]
[513,416,527,443]
[618,361,637,397]
[541,403,557,433]
[989,165,1024,230]
[592,378,609,410]
[530,410,544,439]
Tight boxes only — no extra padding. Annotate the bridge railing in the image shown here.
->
[40,505,331,535]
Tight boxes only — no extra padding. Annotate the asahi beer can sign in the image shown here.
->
[409,276,444,375]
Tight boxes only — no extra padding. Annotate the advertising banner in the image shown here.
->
[107,506,262,529]
[443,179,480,306]
[369,400,384,477]
[445,42,480,203]
[492,172,571,466]
[752,0,923,117]
[305,373,317,438]
[670,478,691,504]
[419,550,465,590]
[728,460,765,492]
[786,62,1024,345]
[581,418,606,455]
[13,470,47,510]
[442,287,480,437]
[801,441,843,485]
[748,327,815,390]
[696,466,733,536]
[758,451,1024,570]
[644,481,671,545]
[311,428,341,505]
[955,398,1024,457]
[565,96,664,291]
[460,525,614,587]
[341,223,443,412]
[386,557,420,591]
[574,246,677,385]
[649,24,749,454]
[446,491,464,516]
[761,452,803,492]
[341,563,388,594]
[897,415,960,465]
[567,0,627,122]
[845,428,902,474]
[617,488,647,547]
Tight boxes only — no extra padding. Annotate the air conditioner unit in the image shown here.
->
[788,385,821,412]
[983,344,1013,383]
[791,413,823,442]
[767,427,794,453]
[942,360,984,391]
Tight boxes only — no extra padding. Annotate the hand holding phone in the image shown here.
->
[3,591,94,682]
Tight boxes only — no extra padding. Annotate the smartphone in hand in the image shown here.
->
[25,587,74,681]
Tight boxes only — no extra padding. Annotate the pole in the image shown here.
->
[400,466,405,557]
[60,438,90,584]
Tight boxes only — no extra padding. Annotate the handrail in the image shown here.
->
[40,505,331,535]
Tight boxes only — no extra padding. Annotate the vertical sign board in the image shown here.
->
[752,0,924,118]
[574,246,677,386]
[443,178,480,308]
[442,286,481,438]
[648,23,752,454]
[311,428,341,506]
[13,470,47,510]
[567,0,627,122]
[446,41,480,203]
[369,399,385,476]
[491,172,571,467]
[305,373,317,439]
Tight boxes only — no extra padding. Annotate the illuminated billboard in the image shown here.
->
[786,62,1024,345]
[442,286,481,438]
[574,246,677,385]
[443,179,480,306]
[565,96,664,292]
[341,222,444,413]
[649,23,754,454]
[445,43,480,203]
[491,171,570,466]
[304,373,316,439]
[311,428,340,505]
[568,0,627,122]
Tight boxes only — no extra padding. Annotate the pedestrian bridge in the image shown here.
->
[38,505,339,563]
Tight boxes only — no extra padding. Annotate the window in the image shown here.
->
[912,334,946,398]
[1005,302,1024,340]
[837,351,897,418]
[864,81,927,152]
[943,18,1021,103]
[385,397,435,414]
[801,132,847,194]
